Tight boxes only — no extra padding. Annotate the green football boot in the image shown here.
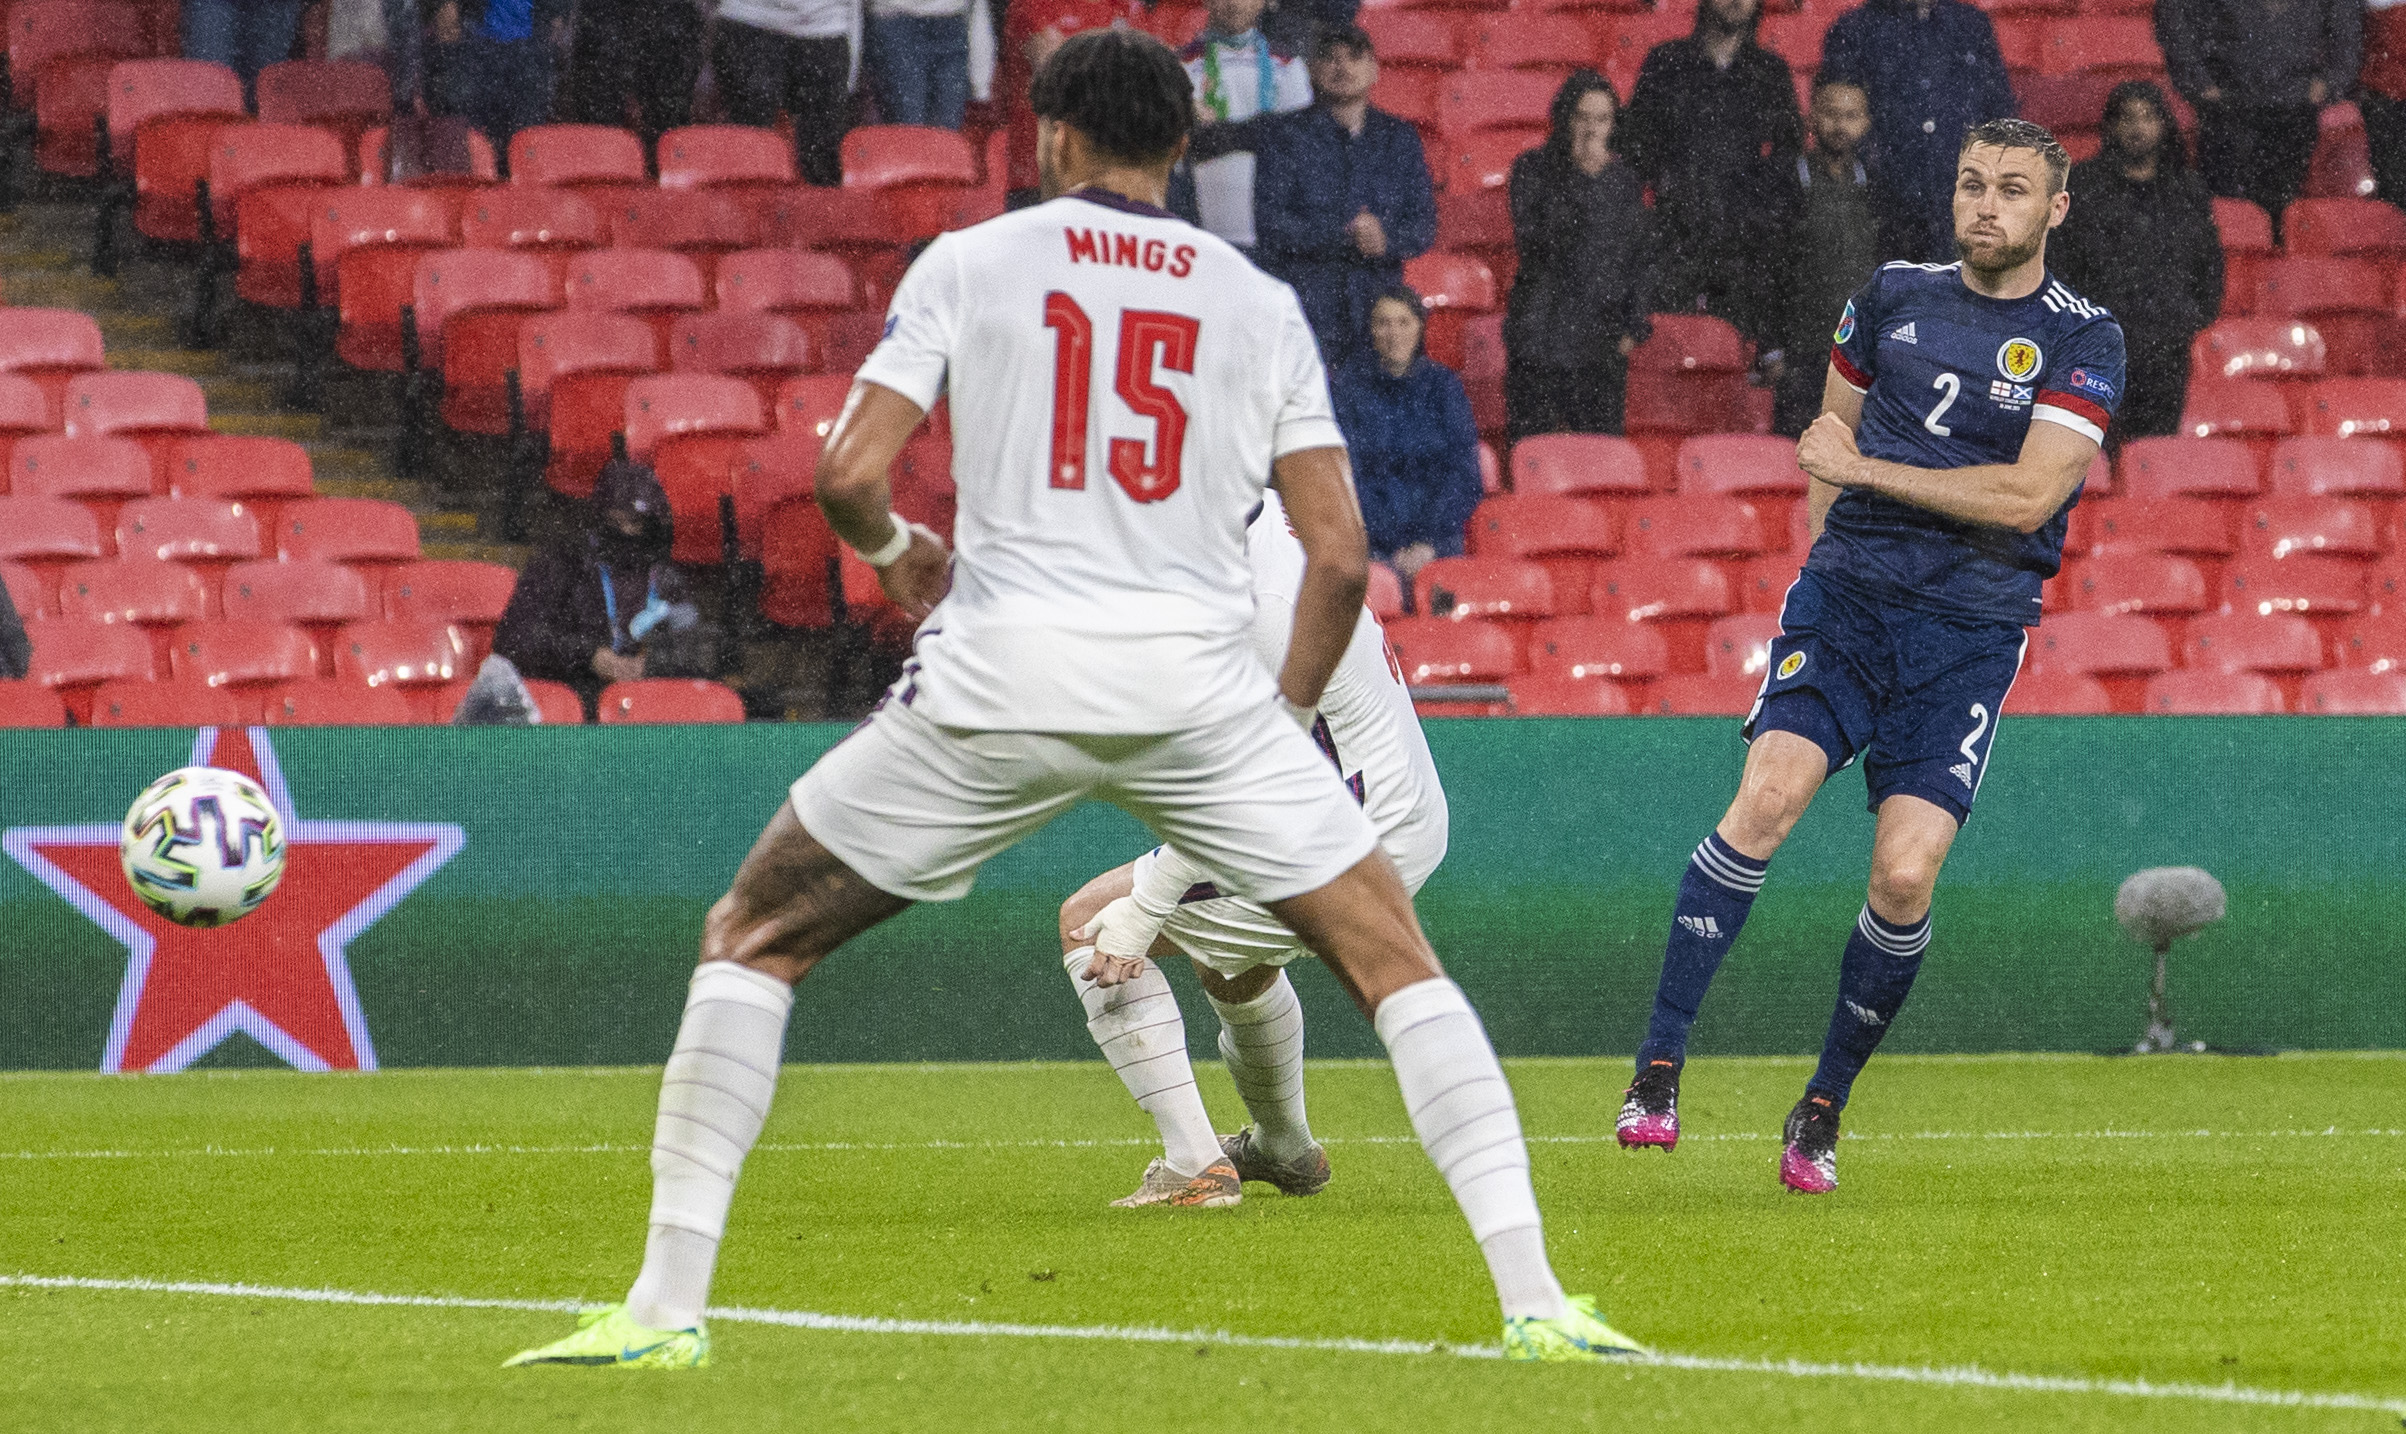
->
[503,1303,710,1370]
[1502,1294,1649,1362]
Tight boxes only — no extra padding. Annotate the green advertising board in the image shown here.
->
[2,717,2397,1071]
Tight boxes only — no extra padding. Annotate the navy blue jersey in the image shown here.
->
[1813,261,2126,625]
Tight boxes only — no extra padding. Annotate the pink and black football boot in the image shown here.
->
[1615,1059,1681,1151]
[1779,1092,1840,1193]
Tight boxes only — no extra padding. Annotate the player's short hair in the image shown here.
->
[1313,24,1375,62]
[1959,117,2071,195]
[1030,29,1195,167]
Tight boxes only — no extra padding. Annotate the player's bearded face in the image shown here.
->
[1952,147,2059,276]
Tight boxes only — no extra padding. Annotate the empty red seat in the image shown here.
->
[2299,379,2406,438]
[515,308,658,431]
[117,497,259,564]
[0,497,108,580]
[2117,436,2261,499]
[0,374,54,456]
[7,2,145,113]
[62,370,207,442]
[264,678,419,726]
[2058,553,2211,613]
[1624,497,1771,557]
[2178,379,2295,440]
[1632,672,1759,715]
[1435,70,1555,136]
[1360,9,1455,67]
[88,677,251,727]
[600,188,767,285]
[1,560,45,619]
[1702,613,1781,679]
[509,124,649,196]
[1467,494,1618,559]
[1464,13,1598,69]
[1730,553,1804,613]
[2035,16,2161,75]
[2191,318,2326,382]
[2073,497,2233,557]
[222,558,373,630]
[522,678,588,725]
[0,680,68,726]
[56,557,208,627]
[669,312,815,396]
[841,123,979,189]
[34,51,123,179]
[275,497,422,564]
[384,559,516,661]
[2143,667,2285,712]
[1505,671,1635,715]
[2338,609,2406,669]
[716,248,857,316]
[1511,433,1649,495]
[413,247,563,436]
[2184,610,2326,672]
[2283,197,2406,260]
[2258,257,2390,318]
[24,617,156,697]
[2268,436,2406,495]
[1525,614,1669,681]
[2223,553,2367,615]
[776,373,852,442]
[2299,668,2406,712]
[1591,558,1734,622]
[110,58,247,237]
[1384,615,1523,682]
[161,434,315,539]
[657,125,794,190]
[0,308,107,415]
[623,374,765,461]
[598,676,747,723]
[315,187,463,370]
[11,436,155,528]
[2238,497,2382,558]
[563,247,708,327]
[1675,435,1808,497]
[169,619,318,696]
[1415,557,1554,619]
[460,186,604,256]
[334,619,467,718]
[1627,317,1752,435]
[2003,668,2115,714]
[214,124,350,307]
[2027,610,2173,675]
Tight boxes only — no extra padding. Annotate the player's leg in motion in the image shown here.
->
[1619,728,1830,1151]
[1056,867,1238,1207]
[1268,854,1642,1359]
[1192,961,1329,1195]
[1781,793,1957,1194]
[507,804,908,1368]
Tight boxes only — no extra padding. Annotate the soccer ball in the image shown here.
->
[119,767,287,928]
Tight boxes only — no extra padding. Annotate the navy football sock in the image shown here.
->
[1808,905,1932,1107]
[1636,833,1769,1068]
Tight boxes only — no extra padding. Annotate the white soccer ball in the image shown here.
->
[119,766,287,928]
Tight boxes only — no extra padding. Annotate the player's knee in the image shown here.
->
[1728,778,1809,848]
[1867,858,1937,918]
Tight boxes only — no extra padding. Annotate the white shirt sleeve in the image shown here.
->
[1272,54,1313,113]
[1268,287,1344,458]
[854,235,961,411]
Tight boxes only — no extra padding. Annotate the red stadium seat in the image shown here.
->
[1511,433,1650,495]
[412,247,562,436]
[2238,497,2382,559]
[1359,10,1456,67]
[33,50,133,179]
[2338,609,2406,669]
[2035,17,2161,76]
[384,559,516,662]
[357,123,498,185]
[213,123,349,305]
[2223,553,2367,615]
[514,309,658,433]
[776,373,852,442]
[1632,672,1759,715]
[1,561,46,619]
[1367,562,1405,620]
[1627,317,1751,436]
[1467,494,1619,560]
[2027,610,2173,675]
[1675,435,1807,496]
[88,677,250,727]
[716,248,856,316]
[56,558,208,629]
[657,125,795,190]
[1403,252,1498,368]
[24,617,157,715]
[1435,71,1555,137]
[1624,497,1771,557]
[509,124,649,197]
[523,678,587,725]
[2213,197,2276,315]
[334,619,467,719]
[2191,319,2326,382]
[7,2,145,112]
[2003,668,2115,714]
[222,559,373,658]
[598,677,747,723]
[2184,610,2326,673]
[161,435,314,538]
[1591,558,1736,623]
[0,308,107,416]
[2143,667,2285,713]
[2257,257,2390,318]
[2072,497,2234,559]
[1438,129,1527,200]
[600,188,766,284]
[275,497,423,565]
[11,436,155,536]
[117,496,259,563]
[254,59,390,142]
[1415,557,1555,620]
[680,430,817,565]
[2299,669,2406,712]
[1463,14,1599,69]
[2268,436,2406,496]
[168,619,317,698]
[563,247,708,332]
[0,498,108,599]
[0,374,54,459]
[109,59,246,237]
[315,187,463,370]
[264,678,419,725]
[2058,553,2211,614]
[841,124,978,187]
[1460,312,1506,434]
[1505,672,1636,715]
[0,680,68,726]
[758,491,838,627]
[623,374,765,461]
[1702,613,1782,679]
[62,369,206,442]
[1384,615,1524,682]
[668,311,815,397]
[129,108,248,244]
[2282,197,2406,260]
[460,186,604,257]
[1730,553,1804,613]
[2117,436,2261,499]
[2298,379,2406,438]
[2176,379,2294,440]
[1759,9,1833,70]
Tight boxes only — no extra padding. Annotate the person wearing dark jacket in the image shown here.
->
[2052,81,2226,439]
[1619,0,1802,322]
[1254,25,1438,361]
[1332,288,1482,582]
[1821,0,2018,259]
[2158,0,2359,229]
[1504,71,1655,438]
[493,458,708,718]
[426,0,571,149]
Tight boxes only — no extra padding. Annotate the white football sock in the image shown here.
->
[1064,945,1223,1177]
[1208,972,1314,1161]
[1373,978,1568,1322]
[624,961,791,1331]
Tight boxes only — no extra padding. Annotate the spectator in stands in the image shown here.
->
[182,0,305,101]
[1000,0,1142,204]
[1821,0,2017,260]
[1620,0,1802,323]
[1331,287,1481,584]
[1254,26,1437,361]
[558,0,701,147]
[1170,0,1313,251]
[868,0,971,129]
[2366,0,2406,207]
[0,576,25,682]
[2159,0,2359,227]
[2052,81,2224,439]
[1502,70,1654,439]
[1748,78,1902,437]
[713,0,861,186]
[494,458,708,717]
[426,0,569,149]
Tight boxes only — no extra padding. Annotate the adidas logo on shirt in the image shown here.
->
[1886,322,1918,344]
[1677,914,1725,940]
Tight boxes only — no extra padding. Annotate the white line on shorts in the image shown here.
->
[2,1127,2402,1162]
[1,1273,2398,1416]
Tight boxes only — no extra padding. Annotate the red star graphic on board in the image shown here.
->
[3,727,463,1072]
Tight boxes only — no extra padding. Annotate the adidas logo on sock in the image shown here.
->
[1678,915,1725,940]
[1949,761,1975,788]
[1887,322,1918,344]
[1845,1000,1887,1026]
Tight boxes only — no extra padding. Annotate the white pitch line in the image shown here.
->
[4,1127,2405,1162]
[2,1273,2399,1417]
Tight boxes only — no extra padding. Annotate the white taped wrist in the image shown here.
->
[854,512,913,567]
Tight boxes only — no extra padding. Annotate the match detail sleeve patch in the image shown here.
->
[2032,391,2109,445]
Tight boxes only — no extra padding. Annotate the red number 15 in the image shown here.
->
[1042,292,1198,504]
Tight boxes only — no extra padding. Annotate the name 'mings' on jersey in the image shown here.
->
[1818,261,2126,624]
[854,190,1343,736]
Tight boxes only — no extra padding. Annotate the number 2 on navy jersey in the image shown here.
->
[1924,373,1960,437]
[1041,292,1197,503]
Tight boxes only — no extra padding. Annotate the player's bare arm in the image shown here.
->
[1268,445,1369,711]
[1798,413,2096,534]
[1803,366,1862,545]
[814,380,952,617]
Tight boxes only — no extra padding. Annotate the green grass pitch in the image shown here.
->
[4,1053,2401,1432]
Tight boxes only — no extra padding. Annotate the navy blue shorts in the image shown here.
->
[1742,570,2029,825]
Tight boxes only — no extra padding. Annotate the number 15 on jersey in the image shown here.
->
[1042,292,1198,504]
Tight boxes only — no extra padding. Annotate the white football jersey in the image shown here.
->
[855,190,1343,734]
[1244,491,1449,888]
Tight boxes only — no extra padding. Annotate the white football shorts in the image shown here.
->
[1136,816,1444,977]
[790,696,1379,906]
